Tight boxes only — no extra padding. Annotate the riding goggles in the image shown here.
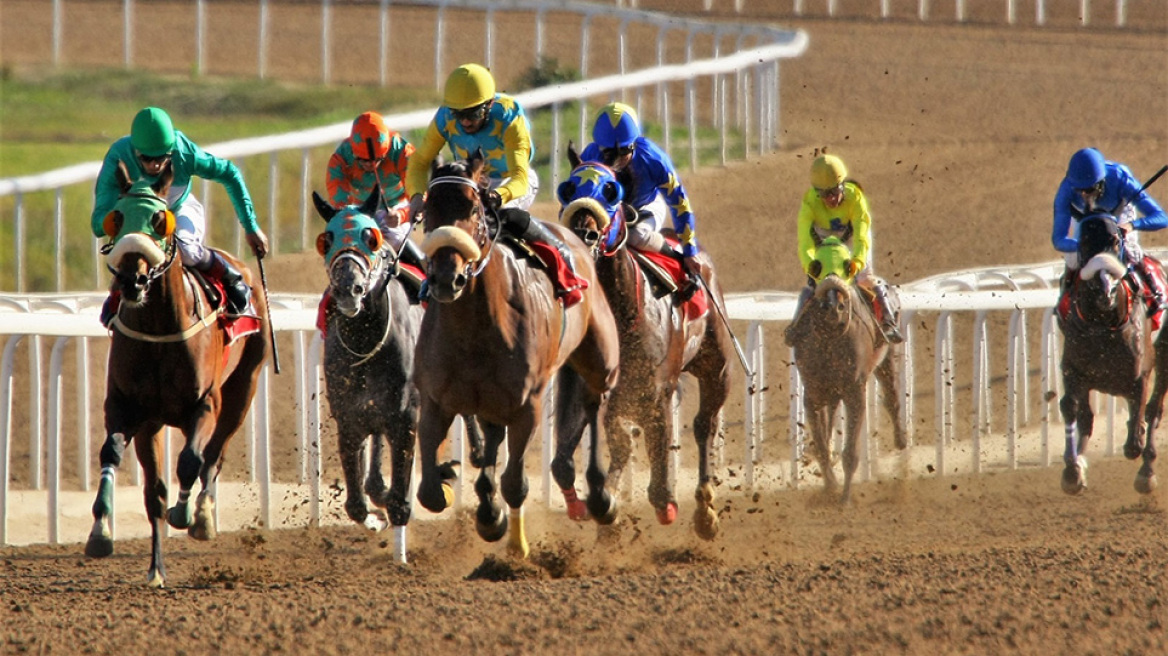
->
[451,102,490,122]
[136,151,172,166]
[600,145,634,163]
[815,184,845,200]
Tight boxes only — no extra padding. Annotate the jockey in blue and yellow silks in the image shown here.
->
[405,63,578,279]
[579,102,701,277]
[1052,147,1168,329]
[785,153,903,345]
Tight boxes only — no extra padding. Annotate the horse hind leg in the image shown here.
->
[875,348,908,450]
[380,409,417,529]
[1059,388,1091,495]
[336,428,380,529]
[551,373,590,521]
[1135,432,1158,495]
[473,421,509,545]
[839,389,865,506]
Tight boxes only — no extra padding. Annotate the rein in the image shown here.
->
[331,249,395,366]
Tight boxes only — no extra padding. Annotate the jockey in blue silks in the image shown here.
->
[1053,147,1168,328]
[579,102,701,278]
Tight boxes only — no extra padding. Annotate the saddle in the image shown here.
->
[629,246,708,321]
[501,235,589,307]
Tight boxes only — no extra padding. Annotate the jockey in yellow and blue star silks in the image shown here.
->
[326,111,425,269]
[784,153,903,345]
[91,107,269,318]
[579,102,700,276]
[1052,147,1168,328]
[404,63,578,278]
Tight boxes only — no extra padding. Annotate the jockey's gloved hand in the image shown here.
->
[846,259,861,278]
[484,189,503,213]
[246,230,269,259]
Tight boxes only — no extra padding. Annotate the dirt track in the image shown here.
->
[3,3,1168,655]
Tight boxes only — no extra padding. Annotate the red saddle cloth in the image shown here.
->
[527,241,589,308]
[631,246,708,321]
[315,262,426,338]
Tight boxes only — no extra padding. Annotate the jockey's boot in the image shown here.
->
[396,239,428,304]
[783,285,814,347]
[874,282,905,344]
[1134,258,1168,330]
[397,238,426,270]
[504,208,578,277]
[99,290,121,328]
[200,251,252,315]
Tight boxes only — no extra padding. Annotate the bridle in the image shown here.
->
[427,174,498,279]
[328,247,395,366]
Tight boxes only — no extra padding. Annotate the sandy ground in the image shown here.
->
[2,2,1168,654]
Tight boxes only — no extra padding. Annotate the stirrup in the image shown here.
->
[882,322,905,344]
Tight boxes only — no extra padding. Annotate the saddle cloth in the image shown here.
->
[102,276,261,346]
[630,244,708,321]
[522,240,590,308]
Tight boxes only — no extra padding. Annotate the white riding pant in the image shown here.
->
[628,193,671,252]
[488,169,540,212]
[374,198,413,251]
[168,187,210,267]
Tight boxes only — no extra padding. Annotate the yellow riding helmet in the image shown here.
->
[810,154,848,189]
[443,63,496,110]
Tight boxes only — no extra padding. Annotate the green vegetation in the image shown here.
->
[1,65,743,292]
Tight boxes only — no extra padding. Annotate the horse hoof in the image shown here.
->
[146,571,165,589]
[476,507,507,543]
[364,510,389,532]
[1124,443,1143,460]
[692,507,719,541]
[1061,458,1088,495]
[167,505,192,530]
[1135,472,1158,495]
[85,535,113,559]
[656,502,678,525]
[588,492,618,526]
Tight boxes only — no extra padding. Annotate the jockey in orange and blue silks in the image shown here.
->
[326,111,425,269]
[1053,147,1168,328]
[579,102,701,277]
[784,154,903,345]
[404,63,578,279]
[91,107,269,319]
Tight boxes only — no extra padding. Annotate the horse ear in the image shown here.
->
[567,141,580,169]
[152,160,175,197]
[430,154,444,180]
[312,191,338,222]
[468,148,486,180]
[360,186,381,217]
[115,160,133,194]
[557,180,576,206]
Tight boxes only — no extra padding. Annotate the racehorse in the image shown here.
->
[313,187,422,538]
[787,236,907,504]
[85,161,268,587]
[556,154,731,539]
[1058,210,1161,495]
[413,150,621,558]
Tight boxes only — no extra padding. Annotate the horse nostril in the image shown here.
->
[353,284,365,297]
[135,274,149,287]
[454,273,468,289]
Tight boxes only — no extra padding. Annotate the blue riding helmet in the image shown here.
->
[557,163,625,252]
[592,102,641,149]
[1066,148,1107,190]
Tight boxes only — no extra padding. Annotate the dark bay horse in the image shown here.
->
[788,237,906,504]
[312,188,422,540]
[414,151,621,558]
[556,156,731,539]
[1058,211,1162,495]
[85,161,268,587]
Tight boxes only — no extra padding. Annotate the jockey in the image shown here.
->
[1052,147,1168,329]
[785,154,904,345]
[404,63,577,277]
[579,102,702,277]
[326,111,425,269]
[91,107,269,317]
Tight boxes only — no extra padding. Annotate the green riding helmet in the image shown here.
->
[130,107,176,157]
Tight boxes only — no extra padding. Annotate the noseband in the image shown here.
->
[105,237,179,296]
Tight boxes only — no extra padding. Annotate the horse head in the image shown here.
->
[556,147,626,255]
[1076,251,1130,323]
[806,237,860,331]
[1077,210,1123,264]
[312,188,386,317]
[419,149,490,302]
[102,159,177,307]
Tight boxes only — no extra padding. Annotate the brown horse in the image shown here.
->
[1058,211,1161,495]
[413,150,621,558]
[788,237,906,504]
[84,161,268,587]
[556,154,731,539]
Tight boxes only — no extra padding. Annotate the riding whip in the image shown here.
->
[257,254,281,374]
[693,269,757,394]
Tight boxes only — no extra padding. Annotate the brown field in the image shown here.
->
[2,2,1168,654]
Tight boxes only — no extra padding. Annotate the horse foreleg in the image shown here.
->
[1059,386,1091,495]
[806,399,838,494]
[691,403,724,541]
[169,399,221,532]
[1136,431,1159,494]
[583,403,617,527]
[839,389,864,506]
[383,408,417,529]
[498,413,537,559]
[135,428,168,588]
[639,399,676,526]
[552,372,590,520]
[85,431,131,558]
[474,421,508,545]
[337,426,378,528]
[416,398,456,514]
